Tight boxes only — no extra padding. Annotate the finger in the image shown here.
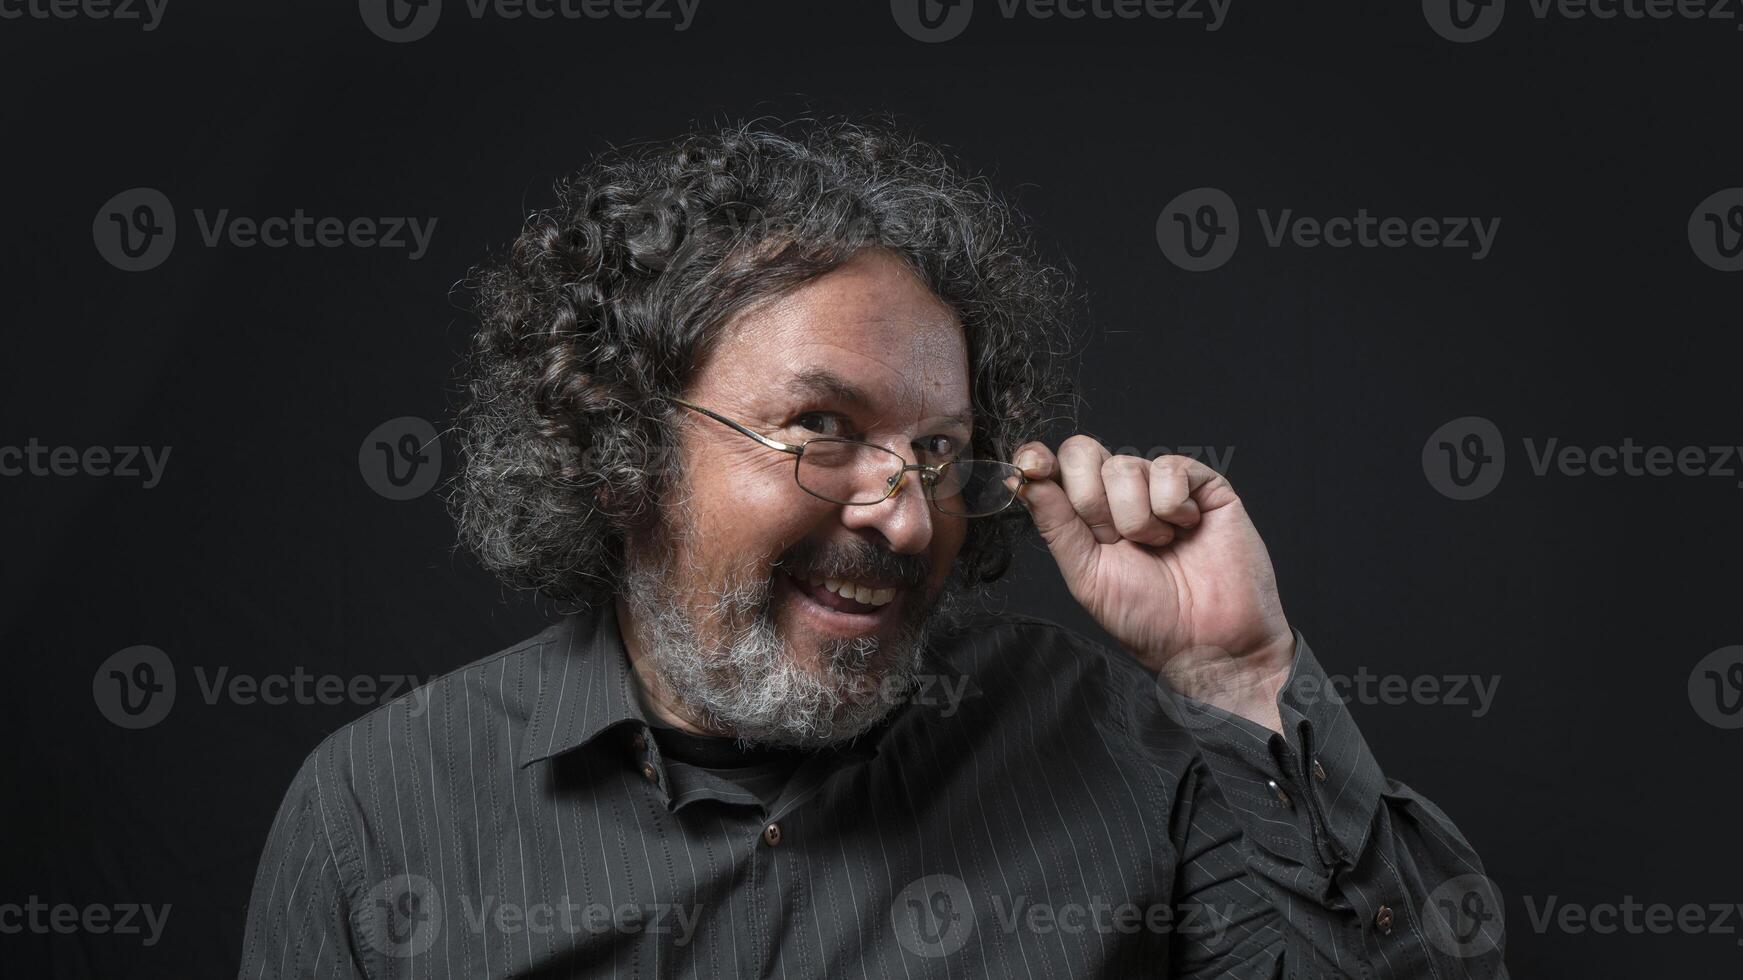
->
[1012,440,1057,481]
[1102,455,1177,546]
[1148,456,1202,527]
[1012,441,1101,585]
[1151,454,1237,525]
[1057,435,1122,545]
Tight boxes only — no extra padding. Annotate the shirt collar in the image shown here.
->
[516,599,983,770]
[517,600,647,769]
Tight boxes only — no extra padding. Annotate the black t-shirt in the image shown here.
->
[646,723,810,811]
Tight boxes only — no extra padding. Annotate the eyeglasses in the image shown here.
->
[667,396,1027,518]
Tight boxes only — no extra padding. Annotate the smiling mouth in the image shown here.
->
[781,571,898,616]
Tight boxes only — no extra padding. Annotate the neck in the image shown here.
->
[613,592,728,738]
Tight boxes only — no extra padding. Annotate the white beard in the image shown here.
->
[619,521,954,749]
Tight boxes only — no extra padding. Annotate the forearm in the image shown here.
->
[1161,632,1506,976]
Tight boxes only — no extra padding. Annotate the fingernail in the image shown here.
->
[1015,451,1040,472]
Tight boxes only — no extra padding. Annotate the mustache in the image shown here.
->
[771,539,929,590]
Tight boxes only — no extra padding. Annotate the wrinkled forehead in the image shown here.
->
[698,255,973,428]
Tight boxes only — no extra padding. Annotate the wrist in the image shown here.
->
[1158,630,1296,734]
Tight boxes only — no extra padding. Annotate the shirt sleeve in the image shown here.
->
[1142,630,1508,978]
[237,747,368,980]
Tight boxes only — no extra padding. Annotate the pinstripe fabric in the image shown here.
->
[239,600,1504,978]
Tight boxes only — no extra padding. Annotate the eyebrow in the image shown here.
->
[783,367,974,432]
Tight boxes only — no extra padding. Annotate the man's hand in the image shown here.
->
[1013,436,1296,732]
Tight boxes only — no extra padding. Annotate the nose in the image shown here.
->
[837,465,936,555]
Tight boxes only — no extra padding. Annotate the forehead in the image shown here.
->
[699,251,971,422]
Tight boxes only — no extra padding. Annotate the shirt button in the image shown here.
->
[1267,779,1294,808]
[762,822,783,846]
[640,762,658,784]
[1375,904,1395,934]
[1313,759,1327,781]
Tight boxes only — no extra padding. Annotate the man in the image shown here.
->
[240,120,1505,978]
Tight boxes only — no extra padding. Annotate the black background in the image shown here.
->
[3,0,1741,975]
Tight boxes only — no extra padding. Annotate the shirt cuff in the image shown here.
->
[1170,630,1387,871]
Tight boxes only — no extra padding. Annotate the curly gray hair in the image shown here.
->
[448,118,1080,607]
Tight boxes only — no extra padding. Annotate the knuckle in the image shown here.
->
[1069,487,1110,516]
[1151,454,1189,475]
[1102,454,1146,477]
[1113,510,1152,536]
[1059,434,1106,460]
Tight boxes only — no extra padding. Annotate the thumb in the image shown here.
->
[1013,443,1100,585]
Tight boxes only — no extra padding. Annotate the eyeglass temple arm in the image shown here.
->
[669,396,1032,489]
[666,396,803,455]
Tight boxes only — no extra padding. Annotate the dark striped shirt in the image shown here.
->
[238,600,1505,978]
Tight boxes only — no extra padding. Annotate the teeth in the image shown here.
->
[800,574,897,607]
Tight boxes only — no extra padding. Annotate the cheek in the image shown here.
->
[687,453,829,558]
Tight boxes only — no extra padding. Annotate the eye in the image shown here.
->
[794,411,852,438]
[916,433,962,462]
